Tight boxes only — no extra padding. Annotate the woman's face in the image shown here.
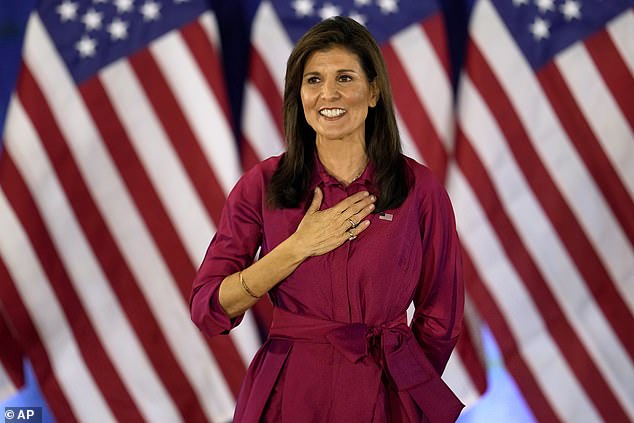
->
[300,46,378,145]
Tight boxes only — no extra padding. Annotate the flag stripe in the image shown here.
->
[0,190,117,422]
[128,51,225,225]
[454,121,628,420]
[249,49,285,137]
[584,30,634,130]
[537,63,634,248]
[80,77,196,299]
[16,67,196,422]
[556,41,634,200]
[466,39,634,361]
[180,17,233,123]
[0,257,77,422]
[606,10,634,73]
[242,84,285,158]
[0,153,147,422]
[448,159,606,422]
[150,25,241,196]
[391,17,454,148]
[457,250,561,422]
[382,45,448,178]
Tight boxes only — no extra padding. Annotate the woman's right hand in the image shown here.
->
[291,187,376,257]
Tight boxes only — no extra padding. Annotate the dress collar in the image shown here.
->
[309,150,375,189]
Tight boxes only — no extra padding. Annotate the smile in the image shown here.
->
[319,108,346,118]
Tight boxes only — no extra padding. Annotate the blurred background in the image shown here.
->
[1,0,631,422]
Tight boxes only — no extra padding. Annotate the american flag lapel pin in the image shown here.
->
[379,212,393,221]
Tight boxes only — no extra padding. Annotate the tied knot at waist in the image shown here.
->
[269,307,427,390]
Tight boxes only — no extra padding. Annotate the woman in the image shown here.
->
[190,16,464,422]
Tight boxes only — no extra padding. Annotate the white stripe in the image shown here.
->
[472,0,634,312]
[99,61,215,267]
[243,82,285,160]
[0,190,116,422]
[390,24,454,150]
[556,43,634,198]
[198,11,221,51]
[101,56,263,377]
[446,162,603,423]
[252,1,293,94]
[607,10,634,75]
[151,30,242,195]
[459,73,634,416]
[5,97,179,423]
[396,109,424,165]
[25,15,236,421]
[0,364,17,403]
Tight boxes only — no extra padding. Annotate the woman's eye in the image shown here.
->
[338,75,352,82]
[306,76,320,84]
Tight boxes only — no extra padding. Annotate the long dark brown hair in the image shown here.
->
[267,16,410,212]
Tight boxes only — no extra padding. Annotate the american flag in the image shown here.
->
[240,0,487,407]
[454,0,634,421]
[0,0,264,421]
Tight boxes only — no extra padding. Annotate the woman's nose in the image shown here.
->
[320,79,340,99]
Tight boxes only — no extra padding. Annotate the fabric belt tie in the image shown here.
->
[267,307,464,422]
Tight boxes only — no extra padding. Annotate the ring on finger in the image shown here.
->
[348,231,357,241]
[346,217,357,229]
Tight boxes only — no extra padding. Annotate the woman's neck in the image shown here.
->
[316,140,368,186]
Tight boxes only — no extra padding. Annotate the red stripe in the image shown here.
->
[455,312,487,394]
[0,293,24,389]
[80,79,194,302]
[455,127,629,421]
[585,29,634,129]
[18,65,204,421]
[421,15,451,77]
[240,135,262,172]
[539,63,634,247]
[0,154,144,421]
[79,78,246,399]
[462,253,561,423]
[0,257,77,422]
[467,40,634,359]
[249,48,285,137]
[382,44,448,181]
[128,49,226,225]
[181,20,234,123]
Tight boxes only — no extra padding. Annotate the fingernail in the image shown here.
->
[363,191,370,196]
[369,204,375,210]
[370,195,376,201]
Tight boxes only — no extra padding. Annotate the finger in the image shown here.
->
[332,191,371,214]
[344,198,376,220]
[343,220,371,241]
[307,187,323,214]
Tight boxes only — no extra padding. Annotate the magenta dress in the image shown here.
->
[190,155,465,422]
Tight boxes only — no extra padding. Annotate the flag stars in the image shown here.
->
[57,0,79,22]
[292,0,314,17]
[114,0,134,13]
[75,35,97,58]
[108,17,129,40]
[529,16,550,40]
[534,0,554,13]
[560,0,581,20]
[512,0,529,6]
[319,3,342,20]
[82,8,103,31]
[140,0,161,21]
[377,0,399,14]
[354,0,372,6]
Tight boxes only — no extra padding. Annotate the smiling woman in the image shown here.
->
[190,16,465,423]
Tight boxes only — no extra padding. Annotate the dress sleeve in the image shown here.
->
[189,166,264,337]
[411,179,465,376]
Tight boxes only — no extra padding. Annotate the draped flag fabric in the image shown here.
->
[241,0,487,407]
[0,0,264,421]
[454,0,634,421]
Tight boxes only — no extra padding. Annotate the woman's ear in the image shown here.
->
[369,80,379,108]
